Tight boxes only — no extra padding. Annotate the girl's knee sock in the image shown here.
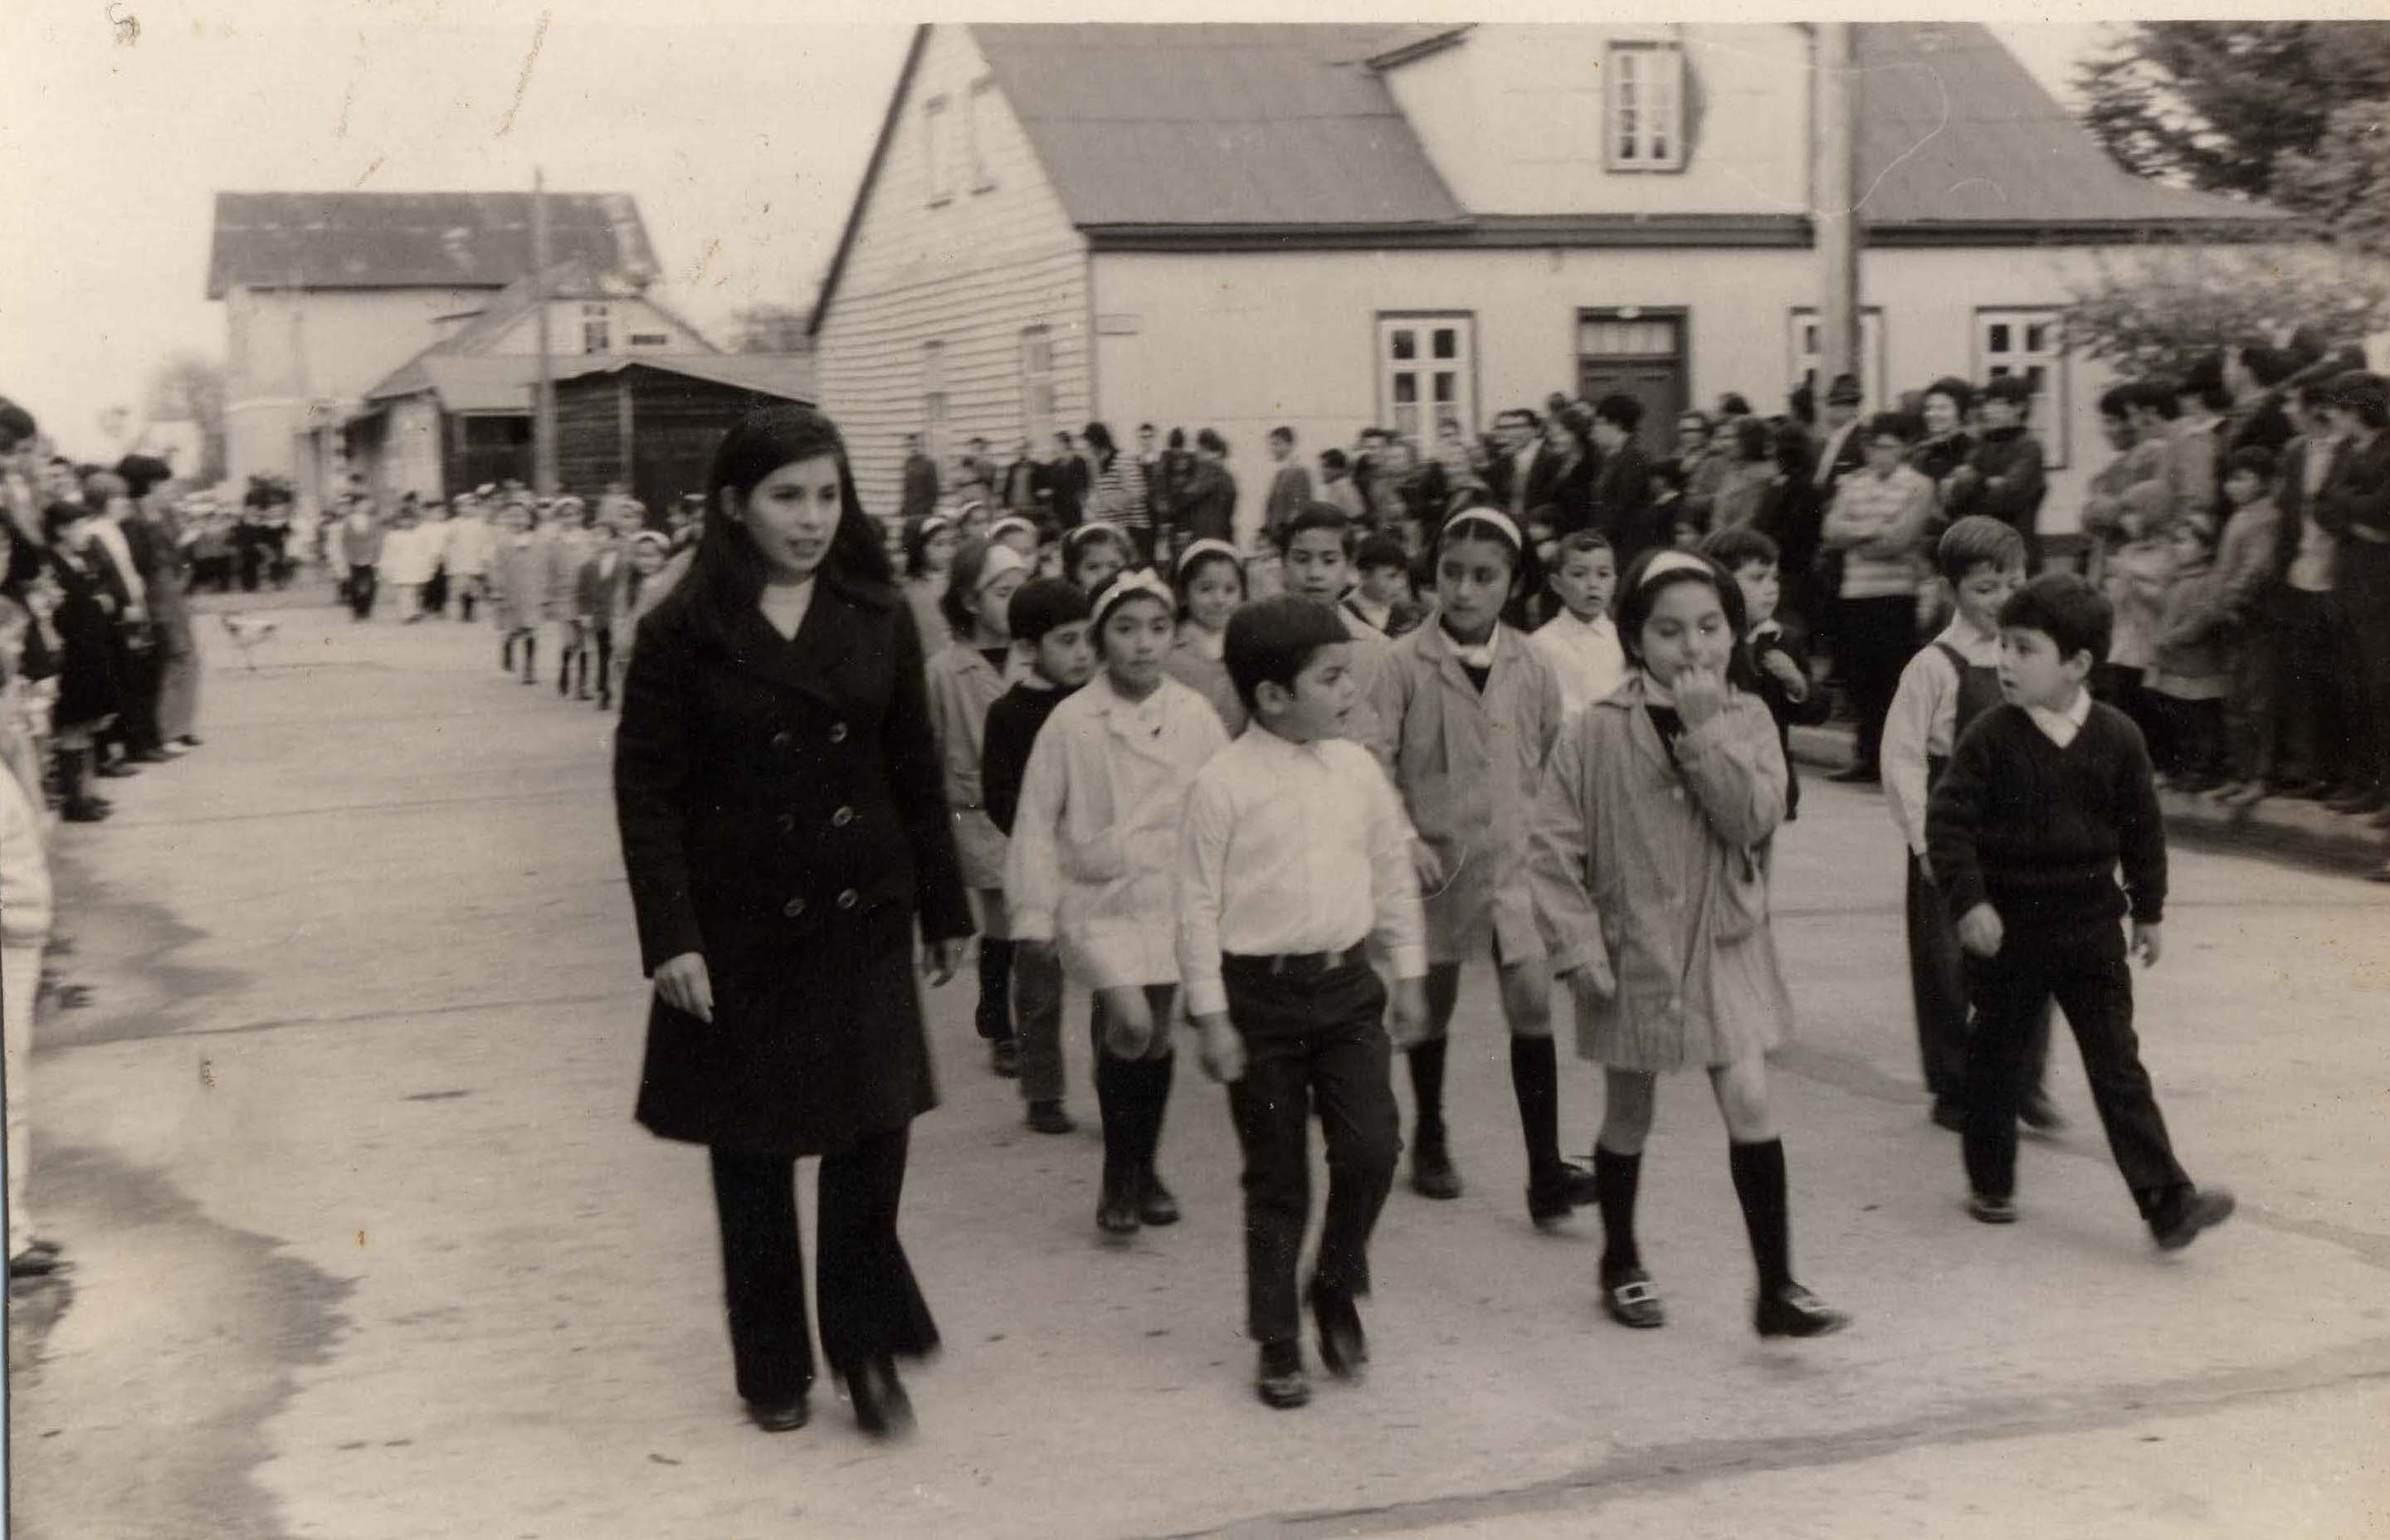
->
[1729,1138,1792,1294]
[1094,1050,1136,1191]
[1407,1037,1449,1141]
[1509,1036,1563,1180]
[974,938,1015,1040]
[1137,1051,1175,1172]
[1594,1145,1643,1278]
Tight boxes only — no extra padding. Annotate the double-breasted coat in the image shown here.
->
[1527,680,1795,1071]
[612,567,973,1157]
[1365,622,1565,965]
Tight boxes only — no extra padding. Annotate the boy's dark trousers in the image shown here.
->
[1836,594,1914,768]
[1222,955,1401,1347]
[1012,943,1067,1104]
[2225,627,2276,785]
[1905,853,2048,1103]
[1961,925,2190,1218]
[2152,694,2225,780]
[2272,587,2353,788]
[346,563,378,620]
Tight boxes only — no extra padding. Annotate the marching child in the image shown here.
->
[568,522,624,708]
[983,579,1097,1137]
[1062,522,1129,597]
[1341,534,1421,641]
[492,500,545,685]
[1164,539,1248,734]
[1928,573,2236,1247]
[1880,517,2052,1132]
[929,538,1034,1077]
[1529,549,1849,1338]
[1010,571,1229,1234]
[988,515,1041,566]
[1367,507,1592,1222]
[446,496,495,623]
[1704,527,1832,821]
[1178,595,1428,1409]
[1281,505,1392,742]
[1530,529,1626,724]
[900,513,958,660]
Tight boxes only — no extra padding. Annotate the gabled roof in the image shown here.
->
[554,353,816,403]
[416,257,715,359]
[1851,23,2280,234]
[363,352,812,415]
[970,24,1466,229]
[207,191,658,300]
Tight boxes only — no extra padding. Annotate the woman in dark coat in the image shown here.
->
[613,406,973,1438]
[37,502,122,821]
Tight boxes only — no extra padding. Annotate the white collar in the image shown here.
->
[1183,624,1226,660]
[1639,670,1676,707]
[2027,687,2092,733]
[1440,622,1498,670]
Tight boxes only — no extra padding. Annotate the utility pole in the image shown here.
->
[532,168,558,495]
[1814,23,1861,397]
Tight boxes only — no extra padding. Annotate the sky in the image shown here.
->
[0,1,2108,461]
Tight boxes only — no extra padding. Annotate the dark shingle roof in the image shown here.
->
[972,24,1466,229]
[207,192,658,300]
[1851,23,2278,230]
[968,22,2279,235]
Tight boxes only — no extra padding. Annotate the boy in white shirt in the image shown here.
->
[1178,595,1427,1411]
[1530,530,1625,723]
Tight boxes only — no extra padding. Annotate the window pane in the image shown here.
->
[2026,322,2051,353]
[1433,371,1456,403]
[1432,328,1457,360]
[1393,374,1417,405]
[1988,322,2011,353]
[1389,329,1417,362]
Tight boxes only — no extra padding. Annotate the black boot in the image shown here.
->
[1407,1039,1461,1198]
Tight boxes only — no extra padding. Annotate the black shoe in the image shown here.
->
[62,800,109,824]
[1525,1161,1597,1228]
[176,736,202,748]
[2017,1094,2066,1133]
[841,1357,915,1438]
[1969,1192,2018,1225]
[1600,1267,1666,1329]
[131,748,173,764]
[1025,1100,1076,1135]
[1097,1173,1141,1237]
[1410,1133,1462,1200]
[1255,1341,1311,1409]
[744,1396,810,1433]
[1137,1170,1180,1227]
[1930,1098,1968,1133]
[2327,788,2388,816]
[1754,1283,1849,1338]
[1306,1282,1368,1381]
[2152,1187,2236,1251]
[991,1039,1021,1079]
[1827,763,1880,785]
[8,1251,64,1279]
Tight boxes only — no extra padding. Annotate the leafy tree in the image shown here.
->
[2066,238,2390,381]
[143,351,228,484]
[2275,100,2390,258]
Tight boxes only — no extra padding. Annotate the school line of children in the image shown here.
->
[905,488,2238,1413]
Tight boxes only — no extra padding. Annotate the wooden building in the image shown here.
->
[553,356,817,513]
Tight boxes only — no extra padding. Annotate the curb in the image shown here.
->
[1788,724,2390,876]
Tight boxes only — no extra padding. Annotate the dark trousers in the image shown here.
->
[422,568,449,616]
[2339,545,2390,796]
[2152,693,2225,781]
[1962,928,2190,1215]
[1222,959,1401,1346]
[975,938,1016,1042]
[2225,629,2276,785]
[346,564,378,620]
[1837,594,1914,767]
[2093,663,2168,768]
[1012,943,1067,1104]
[1093,984,1178,1190]
[1905,853,2049,1103]
[706,1127,939,1408]
[2273,587,2353,787]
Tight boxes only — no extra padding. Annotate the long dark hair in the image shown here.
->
[695,406,891,610]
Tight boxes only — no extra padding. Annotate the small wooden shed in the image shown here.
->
[553,355,816,514]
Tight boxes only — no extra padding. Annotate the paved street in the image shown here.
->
[11,590,2390,1540]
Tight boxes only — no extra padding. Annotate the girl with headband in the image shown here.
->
[1007,568,1230,1236]
[929,538,1035,1077]
[1363,506,1593,1225]
[900,513,958,661]
[1164,538,1248,734]
[1062,522,1130,597]
[1527,547,1848,1340]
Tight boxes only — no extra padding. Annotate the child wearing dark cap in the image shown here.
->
[982,578,1097,1135]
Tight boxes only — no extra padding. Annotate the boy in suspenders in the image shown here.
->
[1882,518,2055,1131]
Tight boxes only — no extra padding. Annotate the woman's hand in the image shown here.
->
[655,952,714,1022]
[922,938,968,987]
[1675,665,1729,730]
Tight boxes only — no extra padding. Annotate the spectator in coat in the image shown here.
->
[1588,394,1662,566]
[2265,381,2353,801]
[998,439,1041,515]
[1083,422,1153,563]
[612,404,970,1439]
[1541,408,1598,538]
[899,433,941,524]
[1944,374,2049,565]
[1907,378,1978,507]
[1821,412,1937,782]
[2312,370,2390,820]
[1179,429,1237,546]
[1041,431,1088,529]
[1261,426,1312,551]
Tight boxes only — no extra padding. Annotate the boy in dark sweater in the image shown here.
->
[1704,526,1832,821]
[981,578,1097,1136]
[1928,573,2235,1248]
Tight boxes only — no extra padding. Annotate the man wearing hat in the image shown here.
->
[1946,373,2050,568]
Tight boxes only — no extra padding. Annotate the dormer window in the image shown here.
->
[1607,41,1685,172]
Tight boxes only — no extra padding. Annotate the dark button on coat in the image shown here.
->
[613,566,974,1157]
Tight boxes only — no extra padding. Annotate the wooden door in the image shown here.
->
[1576,310,1688,458]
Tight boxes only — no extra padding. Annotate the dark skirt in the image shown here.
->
[636,904,939,1157]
